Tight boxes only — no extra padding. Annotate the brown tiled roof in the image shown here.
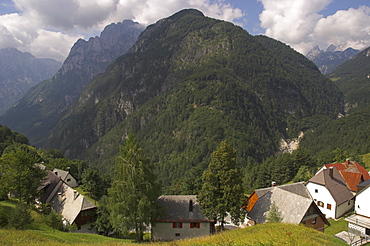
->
[309,168,353,205]
[325,160,370,192]
[339,171,362,192]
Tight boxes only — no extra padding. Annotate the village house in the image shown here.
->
[345,179,370,239]
[306,167,354,219]
[245,182,330,232]
[152,195,215,241]
[317,159,370,193]
[39,168,96,232]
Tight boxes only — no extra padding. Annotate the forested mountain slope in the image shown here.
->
[42,9,343,192]
[0,20,144,146]
[0,48,61,114]
[300,47,370,156]
[328,46,370,113]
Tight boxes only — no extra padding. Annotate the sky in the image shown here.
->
[0,0,369,62]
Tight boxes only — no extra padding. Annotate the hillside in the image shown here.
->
[39,9,344,192]
[328,46,370,113]
[0,48,61,114]
[0,20,144,146]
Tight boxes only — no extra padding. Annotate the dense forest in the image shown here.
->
[30,10,343,193]
[1,10,370,195]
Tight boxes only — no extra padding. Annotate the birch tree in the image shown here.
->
[107,133,160,241]
[198,140,246,230]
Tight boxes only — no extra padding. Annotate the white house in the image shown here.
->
[152,195,215,241]
[345,179,370,237]
[316,159,370,193]
[306,167,354,219]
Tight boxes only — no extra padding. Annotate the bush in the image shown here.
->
[44,210,64,231]
[0,206,8,227]
[8,203,33,230]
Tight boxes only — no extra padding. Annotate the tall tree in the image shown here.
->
[107,133,160,241]
[0,144,46,204]
[198,140,246,230]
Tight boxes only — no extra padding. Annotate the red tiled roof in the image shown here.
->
[324,160,370,192]
[339,171,362,192]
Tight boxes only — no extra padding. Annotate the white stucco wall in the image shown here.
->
[306,182,336,218]
[355,187,370,217]
[336,199,354,218]
[152,222,211,241]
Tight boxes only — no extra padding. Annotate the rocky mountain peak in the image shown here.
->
[57,19,143,78]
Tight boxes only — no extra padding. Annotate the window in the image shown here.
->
[190,222,200,228]
[67,178,71,182]
[315,189,318,193]
[327,204,332,210]
[172,222,182,228]
[175,233,180,237]
[317,201,324,207]
[312,217,317,224]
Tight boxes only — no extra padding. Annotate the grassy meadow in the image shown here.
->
[0,200,348,246]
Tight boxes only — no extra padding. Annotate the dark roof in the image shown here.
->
[39,170,62,203]
[247,183,328,225]
[358,179,370,188]
[157,195,211,222]
[309,168,353,205]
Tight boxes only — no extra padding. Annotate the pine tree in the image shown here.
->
[107,133,160,241]
[198,140,246,230]
[266,201,283,223]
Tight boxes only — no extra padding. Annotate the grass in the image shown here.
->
[324,217,348,237]
[1,200,347,246]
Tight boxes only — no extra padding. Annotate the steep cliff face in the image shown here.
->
[307,45,359,74]
[0,48,61,114]
[43,9,343,190]
[0,20,144,145]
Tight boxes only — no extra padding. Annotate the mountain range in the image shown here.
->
[306,45,359,74]
[0,48,61,114]
[0,20,144,146]
[2,9,369,193]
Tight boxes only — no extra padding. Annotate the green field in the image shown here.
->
[0,200,347,246]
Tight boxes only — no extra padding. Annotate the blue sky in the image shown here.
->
[0,0,369,62]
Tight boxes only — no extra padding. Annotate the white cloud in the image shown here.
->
[0,0,244,62]
[313,6,370,51]
[259,0,370,54]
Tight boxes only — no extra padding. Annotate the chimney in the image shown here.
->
[189,199,193,212]
[329,167,334,179]
[346,158,350,165]
[271,181,276,187]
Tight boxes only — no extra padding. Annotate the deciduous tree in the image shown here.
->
[0,144,46,204]
[107,133,160,241]
[198,140,246,230]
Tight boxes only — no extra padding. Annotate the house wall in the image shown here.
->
[64,173,78,188]
[336,200,354,218]
[355,187,370,217]
[245,192,258,212]
[306,182,336,218]
[303,216,326,232]
[152,222,211,241]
